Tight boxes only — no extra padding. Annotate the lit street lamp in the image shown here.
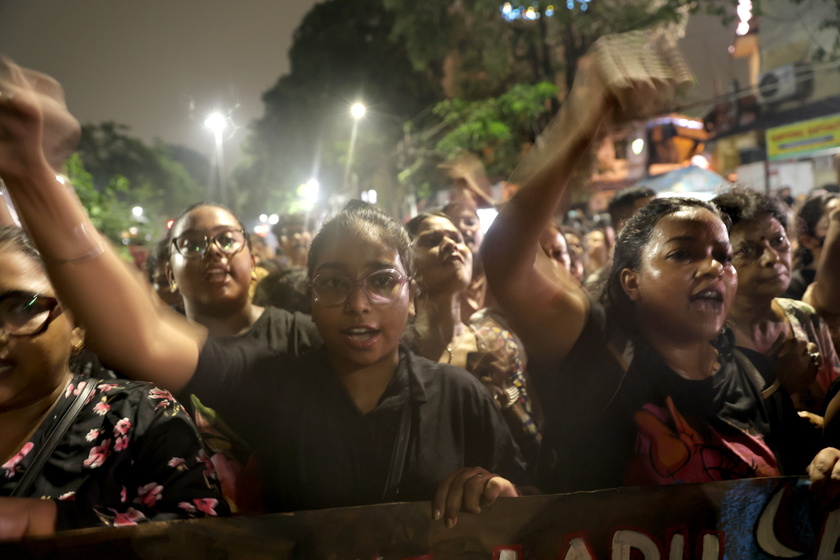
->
[204,112,229,206]
[343,102,366,194]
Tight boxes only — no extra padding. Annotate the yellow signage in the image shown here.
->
[767,113,840,160]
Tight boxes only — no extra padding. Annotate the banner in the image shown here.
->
[767,113,840,160]
[3,477,839,559]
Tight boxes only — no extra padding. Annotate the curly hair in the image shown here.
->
[604,197,727,336]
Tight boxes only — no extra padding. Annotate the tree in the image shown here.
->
[77,122,207,223]
[232,0,440,219]
[64,154,155,251]
[399,81,558,194]
[384,0,752,98]
[388,0,754,200]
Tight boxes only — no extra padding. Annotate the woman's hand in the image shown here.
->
[432,467,518,528]
[0,57,80,180]
[0,497,57,541]
[770,332,821,396]
[808,447,840,511]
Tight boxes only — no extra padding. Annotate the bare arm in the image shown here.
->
[0,58,203,394]
[482,31,689,370]
[481,58,611,369]
[806,206,840,315]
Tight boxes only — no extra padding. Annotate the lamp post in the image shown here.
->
[204,112,228,206]
[343,102,366,194]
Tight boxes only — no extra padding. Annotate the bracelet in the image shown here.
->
[42,175,107,264]
[47,221,106,264]
[503,385,520,409]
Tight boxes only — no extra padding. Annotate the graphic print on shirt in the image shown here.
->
[626,397,780,485]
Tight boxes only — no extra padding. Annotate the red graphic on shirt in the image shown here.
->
[626,397,779,485]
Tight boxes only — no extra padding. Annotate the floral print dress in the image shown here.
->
[0,374,228,530]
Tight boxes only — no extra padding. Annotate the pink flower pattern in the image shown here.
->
[192,498,220,516]
[148,387,174,410]
[1,375,226,529]
[65,380,87,398]
[113,418,131,435]
[112,508,147,527]
[83,439,112,468]
[93,399,111,416]
[197,449,216,477]
[2,442,34,478]
[134,482,163,507]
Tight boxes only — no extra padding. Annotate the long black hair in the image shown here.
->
[604,197,728,336]
[307,200,415,281]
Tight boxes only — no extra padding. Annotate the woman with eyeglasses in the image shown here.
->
[177,201,527,514]
[0,226,226,540]
[0,61,525,519]
[713,188,840,416]
[166,202,320,351]
[162,202,322,513]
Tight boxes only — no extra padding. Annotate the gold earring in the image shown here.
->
[71,340,84,356]
[169,279,178,292]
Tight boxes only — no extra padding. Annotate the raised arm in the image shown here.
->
[481,57,612,369]
[805,205,840,316]
[0,58,204,393]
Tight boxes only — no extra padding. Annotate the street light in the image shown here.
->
[350,103,367,120]
[343,102,366,194]
[204,112,229,206]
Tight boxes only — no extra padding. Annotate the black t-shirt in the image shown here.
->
[535,303,787,494]
[184,343,527,512]
[210,306,321,361]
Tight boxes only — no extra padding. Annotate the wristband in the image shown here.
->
[47,221,105,264]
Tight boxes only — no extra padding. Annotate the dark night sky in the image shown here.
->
[0,0,319,164]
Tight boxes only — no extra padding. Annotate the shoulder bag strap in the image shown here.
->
[12,378,98,497]
[381,397,413,503]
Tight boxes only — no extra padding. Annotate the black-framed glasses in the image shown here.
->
[171,229,247,260]
[0,291,64,338]
[309,269,411,307]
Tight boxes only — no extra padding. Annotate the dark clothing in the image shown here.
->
[182,306,320,513]
[535,303,796,494]
[212,305,322,361]
[1,375,227,530]
[185,343,527,513]
[782,269,816,300]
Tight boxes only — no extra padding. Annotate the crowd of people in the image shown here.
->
[2,44,840,544]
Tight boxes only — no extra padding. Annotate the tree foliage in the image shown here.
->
[65,154,156,250]
[384,0,705,99]
[233,0,440,219]
[77,122,207,222]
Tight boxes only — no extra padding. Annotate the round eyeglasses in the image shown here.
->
[309,269,411,307]
[0,291,64,338]
[171,229,247,260]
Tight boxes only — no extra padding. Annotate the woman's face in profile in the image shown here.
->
[0,249,77,412]
[411,216,472,296]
